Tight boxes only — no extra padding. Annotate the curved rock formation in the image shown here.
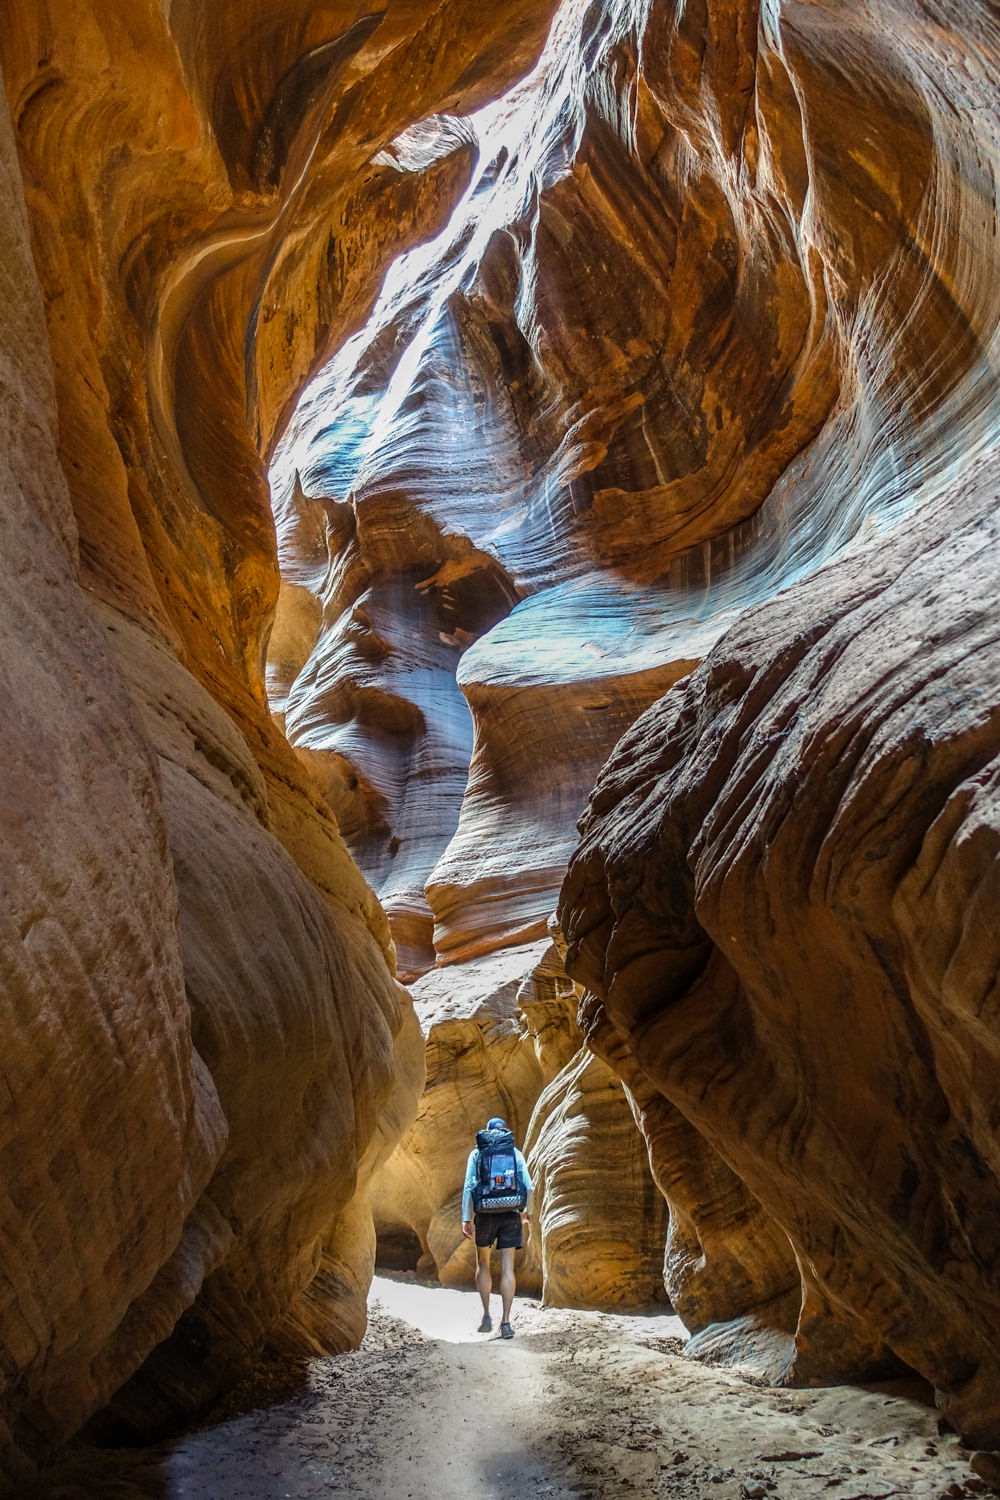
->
[371,940,573,1291]
[269,0,750,983]
[562,452,1000,1443]
[6,0,1000,1471]
[274,0,1000,989]
[550,0,1000,1445]
[0,94,227,1485]
[0,0,559,1482]
[275,0,1000,1451]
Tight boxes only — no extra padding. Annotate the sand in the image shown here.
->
[27,1275,991,1499]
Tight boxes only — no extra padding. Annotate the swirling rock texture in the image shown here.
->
[7,0,1000,1475]
[273,0,1000,1453]
[0,89,226,1487]
[0,0,559,1484]
[562,454,1000,1444]
[270,0,737,977]
[541,0,1000,1456]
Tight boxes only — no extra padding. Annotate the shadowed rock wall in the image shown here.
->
[547,0,1000,1452]
[0,87,227,1485]
[562,451,1000,1444]
[0,0,559,1482]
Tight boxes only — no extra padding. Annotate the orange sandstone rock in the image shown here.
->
[0,0,557,1477]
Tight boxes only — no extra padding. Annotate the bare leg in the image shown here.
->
[476,1246,493,1316]
[499,1246,516,1324]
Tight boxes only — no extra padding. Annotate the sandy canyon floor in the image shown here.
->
[33,1275,991,1500]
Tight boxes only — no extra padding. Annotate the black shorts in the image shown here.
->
[474,1210,523,1250]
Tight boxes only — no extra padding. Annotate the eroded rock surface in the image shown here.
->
[0,0,558,1481]
[275,0,1000,1451]
[0,89,227,1484]
[6,0,1000,1472]
[269,0,740,979]
[545,0,1000,1449]
[561,458,1000,1443]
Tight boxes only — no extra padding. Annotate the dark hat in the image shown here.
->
[486,1116,507,1130]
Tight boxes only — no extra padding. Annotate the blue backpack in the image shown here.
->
[472,1126,527,1212]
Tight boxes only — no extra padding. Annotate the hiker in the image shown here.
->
[461,1116,533,1338]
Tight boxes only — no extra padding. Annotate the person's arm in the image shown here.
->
[461,1149,478,1237]
[516,1148,534,1217]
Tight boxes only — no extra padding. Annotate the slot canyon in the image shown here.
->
[2,0,1000,1495]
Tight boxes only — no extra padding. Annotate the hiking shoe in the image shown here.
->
[500,1321,514,1339]
[477,1315,492,1333]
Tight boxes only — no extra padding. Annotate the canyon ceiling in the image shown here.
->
[1,0,1000,1486]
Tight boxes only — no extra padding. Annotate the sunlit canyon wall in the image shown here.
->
[3,0,1000,1478]
[0,0,562,1485]
[272,0,1000,1449]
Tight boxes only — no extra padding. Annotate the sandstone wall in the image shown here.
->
[370,937,668,1308]
[550,0,1000,1448]
[0,0,559,1481]
[562,452,1000,1445]
[7,0,1000,1467]
[0,81,226,1485]
[274,0,1000,1448]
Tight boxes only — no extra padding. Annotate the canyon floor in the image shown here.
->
[35,1276,988,1500]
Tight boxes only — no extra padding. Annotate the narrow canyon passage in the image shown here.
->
[6,0,1000,1490]
[27,1280,986,1500]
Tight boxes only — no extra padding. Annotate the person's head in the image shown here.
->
[486,1116,506,1131]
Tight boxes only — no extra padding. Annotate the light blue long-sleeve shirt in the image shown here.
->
[462,1145,533,1221]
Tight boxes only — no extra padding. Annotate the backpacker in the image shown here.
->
[472,1126,527,1212]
